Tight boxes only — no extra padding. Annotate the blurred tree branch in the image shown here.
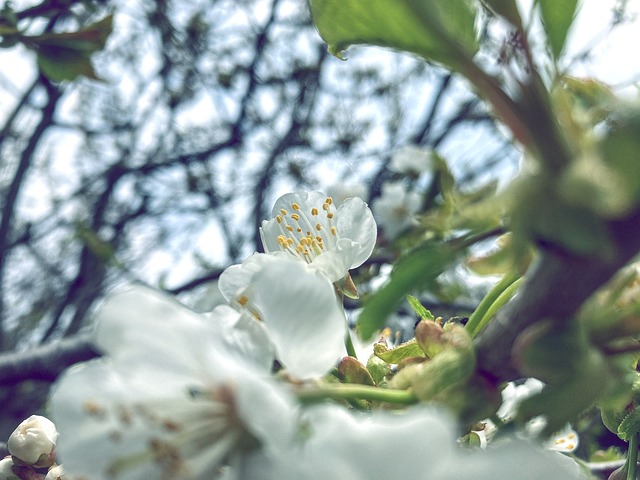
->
[0,333,98,386]
[475,206,640,382]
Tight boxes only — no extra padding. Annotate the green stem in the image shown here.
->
[345,331,358,359]
[297,383,417,405]
[466,272,520,337]
[627,432,639,480]
[473,278,524,336]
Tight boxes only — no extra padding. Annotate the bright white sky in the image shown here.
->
[528,0,640,93]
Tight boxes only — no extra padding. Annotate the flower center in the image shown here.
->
[273,197,338,263]
[90,383,259,479]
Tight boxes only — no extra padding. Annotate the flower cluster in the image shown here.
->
[46,192,586,480]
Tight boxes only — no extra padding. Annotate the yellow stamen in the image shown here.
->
[276,215,283,223]
[238,295,249,306]
[316,223,322,231]
[327,212,334,219]
[331,226,337,236]
[280,209,287,216]
[291,213,300,221]
[292,203,300,211]
[311,207,319,216]
[286,225,293,232]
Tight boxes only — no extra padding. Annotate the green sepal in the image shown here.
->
[336,273,359,299]
[391,325,475,401]
[415,319,445,358]
[617,407,640,441]
[406,294,434,321]
[337,356,376,386]
[366,354,392,385]
[374,338,424,364]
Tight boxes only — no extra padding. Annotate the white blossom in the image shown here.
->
[268,404,585,480]
[7,415,58,467]
[50,286,296,480]
[389,145,434,175]
[326,182,368,206]
[259,191,376,283]
[219,254,347,379]
[372,181,422,239]
[497,379,579,453]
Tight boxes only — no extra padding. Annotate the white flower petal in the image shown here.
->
[434,440,585,480]
[335,197,377,268]
[219,254,275,304]
[390,145,434,175]
[271,405,455,480]
[249,258,347,379]
[372,182,422,239]
[205,304,275,371]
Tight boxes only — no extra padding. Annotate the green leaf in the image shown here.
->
[406,294,434,321]
[358,244,457,339]
[373,338,424,364]
[513,177,611,255]
[27,15,113,52]
[26,15,113,82]
[37,46,99,82]
[599,105,640,214]
[481,0,523,25]
[537,0,578,59]
[617,408,640,441]
[309,0,478,70]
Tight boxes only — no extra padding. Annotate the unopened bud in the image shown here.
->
[8,415,58,467]
[415,320,444,358]
[607,465,627,480]
[0,457,19,480]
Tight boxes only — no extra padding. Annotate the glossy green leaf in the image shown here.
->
[358,244,457,339]
[309,0,478,70]
[538,0,578,59]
